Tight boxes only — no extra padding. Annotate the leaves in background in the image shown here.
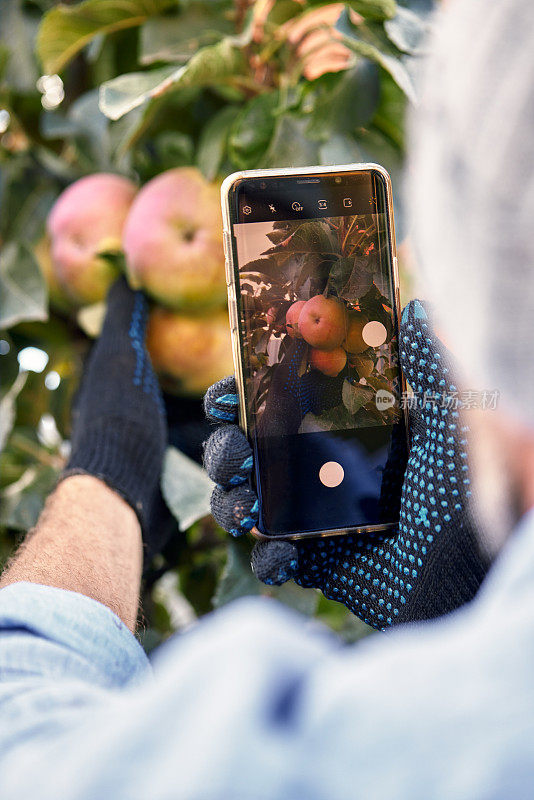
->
[214,536,319,615]
[307,61,380,141]
[2,0,428,638]
[384,6,429,55]
[213,536,260,607]
[197,105,238,180]
[342,379,374,414]
[299,403,358,433]
[37,0,179,74]
[228,92,279,170]
[0,0,39,92]
[336,6,416,103]
[0,243,48,330]
[259,115,321,168]
[42,89,112,171]
[140,5,234,65]
[320,133,366,166]
[161,446,213,531]
[99,38,247,120]
[307,0,396,19]
[0,463,59,530]
[345,0,397,20]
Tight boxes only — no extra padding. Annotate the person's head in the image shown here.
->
[409,0,534,549]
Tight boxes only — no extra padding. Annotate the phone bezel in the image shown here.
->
[221,163,409,541]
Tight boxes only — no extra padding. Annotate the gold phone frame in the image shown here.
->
[221,163,409,541]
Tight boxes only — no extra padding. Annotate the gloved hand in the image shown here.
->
[204,300,490,629]
[61,277,168,565]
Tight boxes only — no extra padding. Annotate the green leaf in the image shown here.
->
[99,38,247,121]
[0,243,48,330]
[307,61,380,142]
[265,220,335,257]
[152,130,194,169]
[335,7,416,103]
[42,89,112,170]
[37,0,179,74]
[228,92,279,170]
[320,132,365,166]
[308,0,397,20]
[161,446,213,531]
[0,464,59,530]
[0,0,39,91]
[213,537,260,608]
[99,64,176,121]
[384,6,429,54]
[197,105,237,180]
[5,184,57,248]
[269,582,318,616]
[140,6,234,65]
[0,337,19,401]
[369,69,406,150]
[151,571,196,632]
[259,115,320,168]
[299,403,357,433]
[266,0,302,25]
[347,0,397,19]
[342,379,375,414]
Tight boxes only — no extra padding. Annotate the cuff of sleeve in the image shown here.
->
[0,582,150,689]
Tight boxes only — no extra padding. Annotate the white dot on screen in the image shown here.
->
[362,320,387,348]
[319,461,344,488]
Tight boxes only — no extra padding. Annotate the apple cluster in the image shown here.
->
[39,168,234,395]
[285,295,376,378]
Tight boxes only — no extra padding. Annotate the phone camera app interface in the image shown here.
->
[233,173,406,535]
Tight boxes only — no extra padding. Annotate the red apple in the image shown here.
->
[47,173,137,306]
[309,346,347,376]
[124,167,225,311]
[146,307,234,396]
[285,300,306,337]
[298,295,347,350]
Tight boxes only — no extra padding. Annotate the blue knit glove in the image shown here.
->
[204,300,490,629]
[62,277,169,565]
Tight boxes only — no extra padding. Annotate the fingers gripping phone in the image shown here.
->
[221,164,408,540]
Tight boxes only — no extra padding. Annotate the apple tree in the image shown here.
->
[0,0,431,647]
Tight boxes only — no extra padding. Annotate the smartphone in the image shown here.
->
[221,164,408,540]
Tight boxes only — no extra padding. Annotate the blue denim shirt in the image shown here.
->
[1,512,534,799]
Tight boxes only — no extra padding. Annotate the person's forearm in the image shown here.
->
[0,475,142,631]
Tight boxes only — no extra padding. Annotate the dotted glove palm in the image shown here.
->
[204,300,490,629]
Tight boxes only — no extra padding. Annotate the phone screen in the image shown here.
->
[229,169,407,537]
